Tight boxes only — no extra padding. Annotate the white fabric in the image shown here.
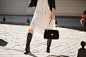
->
[29,0,56,34]
[49,19,56,30]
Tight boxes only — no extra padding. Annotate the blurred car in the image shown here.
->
[80,10,86,30]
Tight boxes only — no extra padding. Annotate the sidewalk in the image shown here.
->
[1,46,69,57]
[0,46,55,57]
[0,24,86,57]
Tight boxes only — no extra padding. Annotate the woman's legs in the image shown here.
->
[24,28,34,54]
[28,28,34,35]
[47,39,52,53]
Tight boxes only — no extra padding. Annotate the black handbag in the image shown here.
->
[44,19,59,39]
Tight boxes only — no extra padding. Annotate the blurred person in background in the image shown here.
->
[80,10,86,30]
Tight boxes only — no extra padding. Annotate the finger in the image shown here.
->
[51,15,53,19]
[53,15,55,19]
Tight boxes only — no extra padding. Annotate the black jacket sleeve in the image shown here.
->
[48,0,56,11]
[28,0,56,11]
[52,0,56,9]
[28,0,37,7]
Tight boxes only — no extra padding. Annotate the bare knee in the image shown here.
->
[28,28,34,35]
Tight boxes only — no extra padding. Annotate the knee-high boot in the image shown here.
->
[47,39,52,53]
[24,33,32,54]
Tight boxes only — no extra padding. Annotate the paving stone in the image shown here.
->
[11,55,28,57]
[0,24,86,57]
[7,50,23,55]
[0,52,9,55]
[0,55,11,57]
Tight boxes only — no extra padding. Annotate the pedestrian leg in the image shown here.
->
[46,39,52,53]
[24,28,34,54]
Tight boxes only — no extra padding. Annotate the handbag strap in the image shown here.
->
[49,19,52,25]
[47,19,57,30]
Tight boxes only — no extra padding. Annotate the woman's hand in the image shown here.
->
[50,13,55,19]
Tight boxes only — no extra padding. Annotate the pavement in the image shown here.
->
[0,24,86,57]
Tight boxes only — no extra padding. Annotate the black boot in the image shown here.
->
[47,45,50,53]
[24,33,32,54]
[46,39,52,53]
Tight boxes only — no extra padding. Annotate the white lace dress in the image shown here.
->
[29,0,56,35]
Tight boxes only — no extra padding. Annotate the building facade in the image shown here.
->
[0,0,86,16]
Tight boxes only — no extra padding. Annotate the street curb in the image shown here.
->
[0,21,30,25]
[56,25,84,29]
[0,21,84,29]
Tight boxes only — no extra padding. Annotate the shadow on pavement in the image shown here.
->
[0,39,8,46]
[27,53,69,57]
[28,53,37,57]
[47,55,69,57]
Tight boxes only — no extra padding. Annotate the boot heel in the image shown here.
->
[47,46,50,53]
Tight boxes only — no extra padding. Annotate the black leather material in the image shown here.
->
[48,0,56,11]
[29,0,37,7]
[28,0,56,11]
[24,33,32,54]
[44,29,59,39]
[47,39,52,53]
